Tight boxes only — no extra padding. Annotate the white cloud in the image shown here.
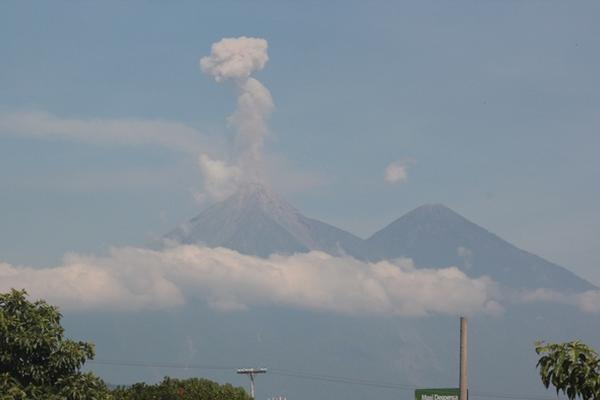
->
[0,245,502,316]
[197,154,243,202]
[0,110,210,155]
[384,160,411,184]
[576,290,600,313]
[200,37,269,82]
[0,258,184,311]
[521,288,600,313]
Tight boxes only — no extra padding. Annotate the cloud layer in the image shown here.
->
[0,245,502,316]
[0,38,319,203]
[521,288,600,313]
[0,110,209,155]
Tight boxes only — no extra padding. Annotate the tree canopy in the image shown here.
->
[535,340,600,400]
[1,289,252,400]
[111,377,251,400]
[0,289,109,399]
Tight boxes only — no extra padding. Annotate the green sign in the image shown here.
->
[415,388,461,400]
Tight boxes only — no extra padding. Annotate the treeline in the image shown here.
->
[0,289,251,400]
[5,288,600,400]
[111,377,250,400]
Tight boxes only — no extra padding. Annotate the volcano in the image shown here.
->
[166,183,367,258]
[366,204,595,291]
[167,185,594,292]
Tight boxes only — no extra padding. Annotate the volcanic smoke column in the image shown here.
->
[200,37,274,187]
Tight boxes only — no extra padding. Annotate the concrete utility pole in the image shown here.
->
[237,368,267,399]
[459,316,468,400]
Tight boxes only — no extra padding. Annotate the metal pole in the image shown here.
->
[237,368,266,400]
[459,316,468,400]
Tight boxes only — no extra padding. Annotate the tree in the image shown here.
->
[1,289,252,400]
[535,340,600,400]
[111,377,252,400]
[0,289,110,400]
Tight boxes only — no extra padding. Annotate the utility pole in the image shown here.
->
[237,368,267,399]
[459,316,468,400]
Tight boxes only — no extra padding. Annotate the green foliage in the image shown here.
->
[111,377,252,400]
[0,289,251,400]
[0,289,110,400]
[535,340,600,400]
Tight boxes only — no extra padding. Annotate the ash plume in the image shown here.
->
[198,37,274,200]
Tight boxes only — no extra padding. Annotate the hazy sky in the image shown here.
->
[1,0,599,286]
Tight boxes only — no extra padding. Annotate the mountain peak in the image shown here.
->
[373,204,475,240]
[166,194,594,291]
[221,182,304,230]
[234,181,276,199]
[367,204,595,291]
[165,183,366,258]
[412,203,452,212]
[229,182,295,210]
[402,203,466,222]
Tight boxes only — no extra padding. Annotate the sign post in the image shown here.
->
[415,388,460,400]
[459,317,468,400]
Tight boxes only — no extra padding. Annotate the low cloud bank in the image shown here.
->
[521,288,600,313]
[0,245,502,316]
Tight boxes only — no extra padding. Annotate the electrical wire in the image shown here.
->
[90,359,236,371]
[88,359,557,400]
[270,369,416,391]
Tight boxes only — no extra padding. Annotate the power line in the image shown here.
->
[270,368,417,390]
[89,360,416,391]
[270,369,556,400]
[469,391,556,400]
[89,359,236,371]
[87,359,557,400]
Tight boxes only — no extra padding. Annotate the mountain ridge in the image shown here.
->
[166,184,595,292]
[367,203,596,291]
[166,183,367,258]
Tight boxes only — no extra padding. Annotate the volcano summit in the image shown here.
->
[167,184,594,293]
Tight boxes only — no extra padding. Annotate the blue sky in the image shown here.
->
[1,0,599,285]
